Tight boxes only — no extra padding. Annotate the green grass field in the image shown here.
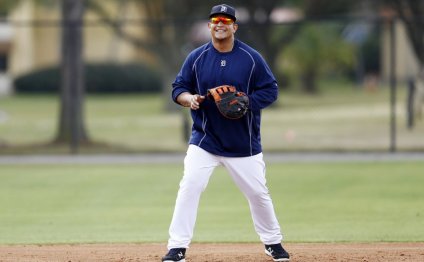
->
[1,84,424,153]
[1,162,423,244]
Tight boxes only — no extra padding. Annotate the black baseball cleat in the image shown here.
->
[264,243,290,261]
[162,248,186,262]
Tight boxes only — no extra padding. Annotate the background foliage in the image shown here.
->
[1,0,423,152]
[14,63,161,94]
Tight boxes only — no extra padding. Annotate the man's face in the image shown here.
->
[208,16,238,41]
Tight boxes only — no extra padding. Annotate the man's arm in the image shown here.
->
[248,82,278,111]
[249,53,279,111]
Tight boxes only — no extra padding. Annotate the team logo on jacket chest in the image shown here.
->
[220,60,226,67]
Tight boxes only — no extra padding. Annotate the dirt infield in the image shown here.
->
[0,243,423,262]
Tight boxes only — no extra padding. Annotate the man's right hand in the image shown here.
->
[177,92,205,110]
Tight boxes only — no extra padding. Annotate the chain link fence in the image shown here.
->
[0,10,423,153]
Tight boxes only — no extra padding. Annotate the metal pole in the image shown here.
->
[407,78,415,129]
[389,18,397,152]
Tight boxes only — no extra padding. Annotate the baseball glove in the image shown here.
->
[207,85,249,119]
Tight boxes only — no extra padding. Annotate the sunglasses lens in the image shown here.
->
[211,17,233,25]
[222,18,233,25]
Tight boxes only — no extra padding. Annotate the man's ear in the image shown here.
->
[232,23,238,33]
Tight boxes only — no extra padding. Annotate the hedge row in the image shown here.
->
[14,63,162,93]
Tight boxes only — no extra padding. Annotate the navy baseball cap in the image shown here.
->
[209,4,236,21]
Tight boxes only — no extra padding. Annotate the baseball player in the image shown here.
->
[162,4,290,262]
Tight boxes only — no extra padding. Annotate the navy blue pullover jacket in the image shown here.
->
[172,39,278,157]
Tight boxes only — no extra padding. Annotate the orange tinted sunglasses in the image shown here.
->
[210,16,234,25]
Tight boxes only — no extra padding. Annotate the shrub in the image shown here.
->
[14,62,162,93]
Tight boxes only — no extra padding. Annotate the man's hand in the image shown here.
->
[177,92,205,110]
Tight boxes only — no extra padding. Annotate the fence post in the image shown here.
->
[407,78,415,129]
[389,18,397,153]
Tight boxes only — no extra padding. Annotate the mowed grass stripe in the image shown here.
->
[0,162,423,244]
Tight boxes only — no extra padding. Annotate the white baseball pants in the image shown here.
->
[167,145,283,249]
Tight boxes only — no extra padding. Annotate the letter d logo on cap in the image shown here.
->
[220,6,227,12]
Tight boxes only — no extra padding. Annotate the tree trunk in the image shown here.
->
[386,0,424,69]
[54,0,88,153]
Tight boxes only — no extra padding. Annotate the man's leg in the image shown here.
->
[167,145,219,249]
[222,153,283,245]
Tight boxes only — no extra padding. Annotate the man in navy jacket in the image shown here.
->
[162,4,290,262]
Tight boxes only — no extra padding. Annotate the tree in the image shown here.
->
[55,0,89,152]
[232,0,299,74]
[280,24,355,93]
[76,0,362,95]
[2,0,89,152]
[3,0,374,149]
[86,0,297,84]
[0,1,18,16]
[86,0,209,111]
[385,0,424,69]
[279,0,364,92]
